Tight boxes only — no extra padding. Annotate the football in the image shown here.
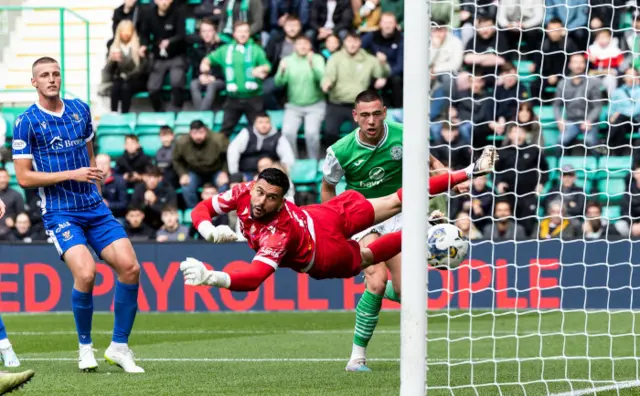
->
[427,223,469,269]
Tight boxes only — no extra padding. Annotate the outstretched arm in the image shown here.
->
[180,257,275,292]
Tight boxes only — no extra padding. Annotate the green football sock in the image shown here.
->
[383,280,401,303]
[353,290,383,348]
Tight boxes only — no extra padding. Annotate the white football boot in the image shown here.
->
[78,343,98,372]
[0,346,20,368]
[104,343,145,373]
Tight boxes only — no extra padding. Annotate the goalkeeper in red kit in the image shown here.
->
[179,148,496,291]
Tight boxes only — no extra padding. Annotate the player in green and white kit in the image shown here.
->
[321,90,466,372]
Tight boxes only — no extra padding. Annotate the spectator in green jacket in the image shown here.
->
[200,21,271,138]
[275,35,326,159]
[321,32,390,145]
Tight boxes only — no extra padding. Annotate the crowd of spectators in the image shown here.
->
[10,0,640,243]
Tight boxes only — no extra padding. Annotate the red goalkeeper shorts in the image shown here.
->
[303,190,375,280]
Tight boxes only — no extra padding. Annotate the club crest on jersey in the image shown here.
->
[390,145,402,161]
[72,113,80,122]
[49,136,64,150]
[62,230,73,242]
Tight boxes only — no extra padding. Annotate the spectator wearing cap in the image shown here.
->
[321,32,390,146]
[156,206,190,242]
[543,0,590,50]
[227,112,296,179]
[307,0,353,46]
[172,120,229,208]
[200,21,271,138]
[361,12,404,107]
[130,165,178,230]
[542,164,585,220]
[274,35,326,160]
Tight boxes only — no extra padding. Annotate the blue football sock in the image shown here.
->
[113,280,139,344]
[72,288,93,345]
[0,315,7,340]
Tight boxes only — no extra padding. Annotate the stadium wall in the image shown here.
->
[0,241,637,312]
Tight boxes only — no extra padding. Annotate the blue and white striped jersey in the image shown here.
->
[12,98,102,213]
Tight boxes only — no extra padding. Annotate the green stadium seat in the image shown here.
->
[534,106,555,123]
[186,18,197,35]
[98,113,136,134]
[599,156,632,173]
[135,112,175,135]
[175,111,215,133]
[542,128,561,148]
[213,111,224,131]
[182,209,193,225]
[603,205,622,221]
[267,110,285,130]
[559,156,598,175]
[138,134,163,157]
[97,134,126,157]
[598,178,628,204]
[290,159,318,184]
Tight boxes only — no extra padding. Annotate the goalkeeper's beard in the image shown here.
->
[250,204,275,220]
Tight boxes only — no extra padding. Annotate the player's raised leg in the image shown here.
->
[0,317,19,368]
[99,238,144,373]
[62,244,99,371]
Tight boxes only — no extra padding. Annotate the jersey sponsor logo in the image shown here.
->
[354,159,365,167]
[260,247,283,258]
[12,139,27,150]
[369,167,385,181]
[390,145,402,161]
[49,137,64,150]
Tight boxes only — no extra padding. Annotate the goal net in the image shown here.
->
[425,0,640,394]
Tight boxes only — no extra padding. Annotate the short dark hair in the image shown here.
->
[144,165,162,176]
[284,15,301,24]
[476,15,494,24]
[159,125,174,134]
[257,168,290,197]
[125,134,139,142]
[354,89,384,106]
[547,17,564,26]
[344,31,361,41]
[162,205,178,213]
[189,120,206,130]
[200,18,216,29]
[202,182,216,190]
[126,206,144,215]
[586,200,602,211]
[32,56,58,70]
[255,112,270,120]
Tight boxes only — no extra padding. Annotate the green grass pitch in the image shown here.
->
[2,311,640,395]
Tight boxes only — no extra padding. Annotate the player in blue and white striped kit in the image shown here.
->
[12,57,144,373]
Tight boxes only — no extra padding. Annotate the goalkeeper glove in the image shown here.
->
[197,222,238,243]
[180,257,230,288]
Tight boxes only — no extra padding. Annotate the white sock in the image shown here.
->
[350,344,367,361]
[0,338,11,349]
[110,341,128,349]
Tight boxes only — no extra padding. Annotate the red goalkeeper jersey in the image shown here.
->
[204,181,316,272]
